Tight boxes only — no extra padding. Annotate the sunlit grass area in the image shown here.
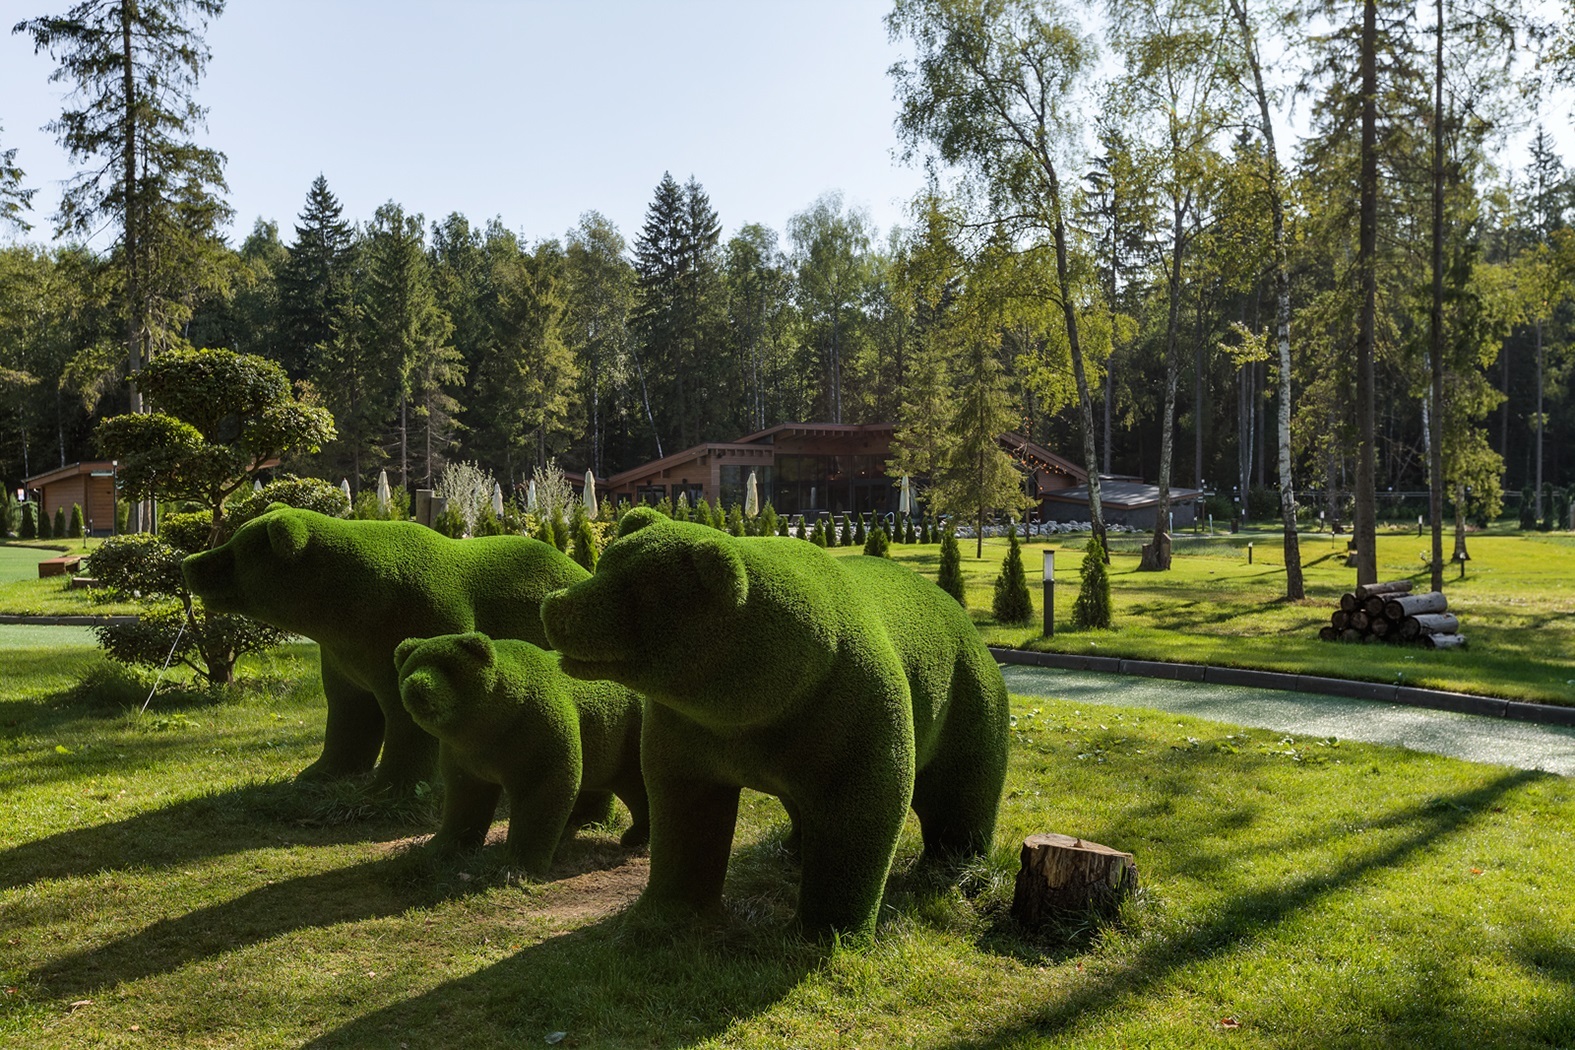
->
[857,526,1575,706]
[2,637,1572,1048]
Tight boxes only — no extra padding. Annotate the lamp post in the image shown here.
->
[1247,542,1253,565]
[1042,549,1056,638]
[1418,514,1423,536]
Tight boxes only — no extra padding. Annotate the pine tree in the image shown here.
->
[1072,536,1114,630]
[938,525,965,606]
[992,523,1033,624]
[278,175,356,379]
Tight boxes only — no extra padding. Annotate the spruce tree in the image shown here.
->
[727,503,745,537]
[278,175,356,379]
[69,504,85,539]
[795,516,807,539]
[39,506,54,539]
[20,502,37,540]
[570,502,598,570]
[991,524,1033,624]
[811,519,828,546]
[854,514,867,546]
[54,506,69,538]
[778,515,790,537]
[761,503,779,537]
[1072,536,1114,630]
[863,523,891,558]
[938,526,965,606]
[904,518,917,544]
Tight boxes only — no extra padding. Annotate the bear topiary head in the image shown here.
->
[393,631,526,736]
[541,507,749,694]
[182,505,316,615]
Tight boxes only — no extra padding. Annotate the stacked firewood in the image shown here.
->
[1318,580,1466,649]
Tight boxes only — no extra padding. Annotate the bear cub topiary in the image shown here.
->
[395,632,649,875]
[181,507,589,794]
[541,508,1010,938]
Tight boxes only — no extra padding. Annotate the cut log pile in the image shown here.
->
[1318,579,1466,649]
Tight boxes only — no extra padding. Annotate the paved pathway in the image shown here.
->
[1001,664,1575,777]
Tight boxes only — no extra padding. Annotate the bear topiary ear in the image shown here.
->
[456,632,495,667]
[618,506,665,538]
[393,636,425,675]
[693,541,748,609]
[267,513,309,561]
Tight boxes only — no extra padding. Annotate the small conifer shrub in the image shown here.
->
[20,501,37,540]
[761,503,779,537]
[69,503,86,538]
[728,504,746,537]
[863,523,891,558]
[53,506,68,538]
[550,514,570,553]
[853,514,867,545]
[811,519,829,547]
[1072,535,1114,629]
[904,517,916,544]
[991,523,1033,624]
[38,505,54,539]
[570,503,599,570]
[938,525,964,606]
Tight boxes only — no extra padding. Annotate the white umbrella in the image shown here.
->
[744,470,759,518]
[491,481,504,518]
[582,470,599,519]
[526,479,538,514]
[376,469,391,512]
[253,478,263,492]
[339,478,352,504]
[898,475,912,517]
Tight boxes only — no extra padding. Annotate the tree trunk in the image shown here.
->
[1147,199,1185,572]
[1353,0,1380,586]
[1012,833,1138,927]
[1427,0,1446,594]
[1050,206,1106,558]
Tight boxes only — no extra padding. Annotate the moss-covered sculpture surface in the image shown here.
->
[394,632,648,874]
[182,507,589,791]
[541,508,1009,938]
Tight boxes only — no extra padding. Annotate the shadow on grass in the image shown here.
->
[0,779,426,892]
[950,768,1547,1046]
[301,886,823,1049]
[25,850,491,998]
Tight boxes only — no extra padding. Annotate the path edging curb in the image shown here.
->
[988,646,1575,728]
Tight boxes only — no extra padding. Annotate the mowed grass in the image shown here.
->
[2,640,1573,1048]
[857,526,1575,707]
[0,541,149,617]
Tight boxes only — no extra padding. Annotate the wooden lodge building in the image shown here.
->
[599,422,1090,519]
[20,460,118,535]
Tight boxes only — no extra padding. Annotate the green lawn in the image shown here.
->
[857,526,1575,707]
[0,541,141,616]
[1,639,1572,1048]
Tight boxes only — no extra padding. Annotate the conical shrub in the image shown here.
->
[991,523,1033,624]
[1071,535,1113,629]
[938,525,964,606]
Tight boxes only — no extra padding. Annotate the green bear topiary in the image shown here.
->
[182,507,590,793]
[540,509,1010,939]
[394,632,648,875]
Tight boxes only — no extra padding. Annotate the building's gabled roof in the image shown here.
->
[998,432,1088,484]
[603,441,775,489]
[22,460,117,488]
[733,421,895,445]
[1043,479,1203,510]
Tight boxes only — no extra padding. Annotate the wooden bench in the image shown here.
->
[37,555,83,579]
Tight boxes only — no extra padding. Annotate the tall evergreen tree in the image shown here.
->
[277,175,356,380]
[14,0,231,432]
[0,120,35,231]
[565,212,635,478]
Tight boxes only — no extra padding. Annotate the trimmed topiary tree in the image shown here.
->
[1071,535,1114,630]
[991,523,1033,624]
[938,525,965,606]
[182,506,591,794]
[395,632,648,874]
[540,509,1009,939]
[863,522,891,558]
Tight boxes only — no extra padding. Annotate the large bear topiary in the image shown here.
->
[540,508,1009,939]
[182,507,589,793]
[394,632,648,875]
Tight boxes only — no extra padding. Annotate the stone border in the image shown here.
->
[0,614,136,626]
[989,646,1575,728]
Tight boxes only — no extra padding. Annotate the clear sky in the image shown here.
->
[1,0,930,251]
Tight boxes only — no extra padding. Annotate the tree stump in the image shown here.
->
[1012,833,1138,928]
[1139,532,1172,571]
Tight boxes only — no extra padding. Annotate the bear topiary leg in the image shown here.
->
[911,656,1008,862]
[638,778,740,918]
[427,744,502,854]
[790,784,910,939]
[501,770,581,877]
[298,661,383,781]
[613,774,650,848]
[368,691,439,796]
[568,790,615,829]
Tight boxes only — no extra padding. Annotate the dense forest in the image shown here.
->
[2,0,1574,539]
